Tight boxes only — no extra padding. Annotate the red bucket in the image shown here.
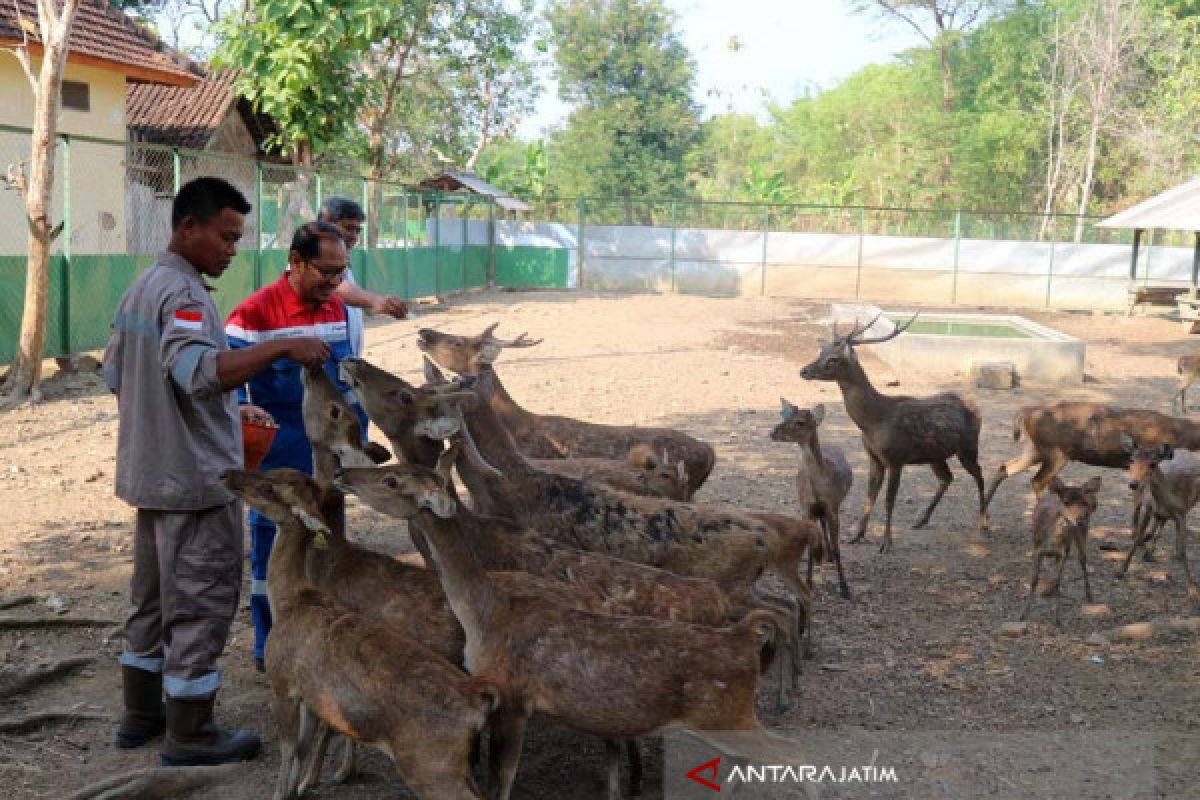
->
[242,420,278,471]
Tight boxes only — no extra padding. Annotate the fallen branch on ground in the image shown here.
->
[62,764,241,800]
[0,615,116,630]
[0,708,108,734]
[0,595,35,611]
[0,657,93,699]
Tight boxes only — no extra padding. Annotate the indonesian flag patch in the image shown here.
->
[173,309,204,331]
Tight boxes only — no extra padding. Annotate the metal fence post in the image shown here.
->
[59,133,71,354]
[360,178,371,291]
[487,201,496,287]
[314,172,323,211]
[401,187,410,298]
[669,201,677,293]
[434,195,442,296]
[855,206,865,299]
[577,198,586,290]
[463,197,470,290]
[951,210,962,305]
[254,160,263,289]
[760,205,770,297]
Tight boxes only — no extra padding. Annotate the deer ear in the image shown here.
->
[423,356,446,385]
[480,322,500,340]
[364,442,392,464]
[434,442,460,487]
[1082,475,1102,495]
[1049,477,1066,496]
[811,404,825,425]
[780,397,797,418]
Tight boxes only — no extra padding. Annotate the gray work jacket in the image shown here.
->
[103,251,242,510]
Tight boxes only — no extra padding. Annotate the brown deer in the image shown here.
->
[770,400,853,598]
[1121,437,1200,600]
[982,402,1200,518]
[220,467,496,800]
[335,451,809,800]
[442,369,817,682]
[1020,477,1101,626]
[532,444,692,501]
[1177,354,1200,414]
[800,314,988,552]
[416,323,717,495]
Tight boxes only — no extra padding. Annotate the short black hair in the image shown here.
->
[290,221,345,261]
[319,196,365,223]
[172,176,252,229]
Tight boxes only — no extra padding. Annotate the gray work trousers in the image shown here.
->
[120,502,243,698]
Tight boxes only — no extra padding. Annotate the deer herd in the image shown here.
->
[225,314,1200,800]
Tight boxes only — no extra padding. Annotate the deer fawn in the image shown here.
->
[220,468,496,800]
[1177,354,1200,414]
[770,400,852,598]
[416,323,717,495]
[335,449,808,800]
[1020,477,1101,626]
[800,313,988,552]
[1121,437,1200,600]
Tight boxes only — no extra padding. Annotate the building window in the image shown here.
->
[61,81,90,112]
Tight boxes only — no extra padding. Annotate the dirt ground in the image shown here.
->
[2,289,1198,799]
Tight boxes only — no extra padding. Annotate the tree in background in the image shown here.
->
[0,0,80,405]
[545,0,701,212]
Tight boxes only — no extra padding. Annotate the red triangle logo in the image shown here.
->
[686,756,722,792]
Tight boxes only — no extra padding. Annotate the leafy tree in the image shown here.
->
[545,0,701,205]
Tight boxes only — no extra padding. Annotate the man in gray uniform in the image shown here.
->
[103,176,329,765]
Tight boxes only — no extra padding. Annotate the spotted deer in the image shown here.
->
[1121,437,1200,600]
[800,313,988,552]
[770,400,852,598]
[983,401,1200,520]
[1020,477,1101,626]
[336,452,809,800]
[220,468,496,800]
[416,323,716,495]
[532,444,692,501]
[444,369,818,683]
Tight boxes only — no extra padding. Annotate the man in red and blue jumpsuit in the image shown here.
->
[224,221,368,669]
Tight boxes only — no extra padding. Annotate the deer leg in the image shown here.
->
[983,446,1040,514]
[488,707,530,800]
[1077,532,1094,604]
[271,693,301,800]
[879,467,903,554]
[1021,554,1044,621]
[1119,511,1154,579]
[853,455,885,543]
[331,737,357,784]
[605,739,622,800]
[960,453,989,532]
[1141,516,1163,563]
[827,512,851,599]
[1174,518,1199,601]
[624,738,643,797]
[1050,552,1069,627]
[912,461,953,529]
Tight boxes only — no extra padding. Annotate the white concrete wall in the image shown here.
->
[460,220,1176,311]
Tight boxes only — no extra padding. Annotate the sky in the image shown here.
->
[518,0,926,138]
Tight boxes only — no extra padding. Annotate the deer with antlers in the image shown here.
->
[800,313,988,553]
[415,324,717,496]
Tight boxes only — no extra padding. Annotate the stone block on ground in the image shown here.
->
[970,360,1015,390]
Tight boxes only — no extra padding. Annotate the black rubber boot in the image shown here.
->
[160,693,262,766]
[115,665,166,749]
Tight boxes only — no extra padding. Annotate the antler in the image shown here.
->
[846,312,919,346]
[481,325,543,349]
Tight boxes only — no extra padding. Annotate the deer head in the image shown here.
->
[628,444,692,501]
[769,399,825,443]
[339,358,476,441]
[1046,476,1102,528]
[417,323,542,375]
[334,445,460,520]
[799,313,917,382]
[1122,435,1175,491]
[301,364,391,469]
[221,468,331,539]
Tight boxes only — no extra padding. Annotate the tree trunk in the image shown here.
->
[1073,109,1102,243]
[3,0,80,405]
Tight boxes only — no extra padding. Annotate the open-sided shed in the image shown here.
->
[416,169,531,213]
[1098,178,1200,317]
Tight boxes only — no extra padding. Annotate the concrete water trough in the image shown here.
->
[829,303,1086,385]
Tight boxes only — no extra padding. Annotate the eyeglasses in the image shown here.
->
[305,260,347,280]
